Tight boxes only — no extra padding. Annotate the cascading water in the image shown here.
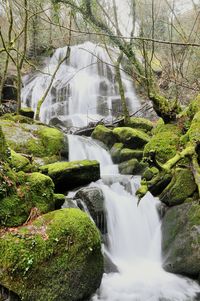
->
[66,136,200,301]
[21,42,140,128]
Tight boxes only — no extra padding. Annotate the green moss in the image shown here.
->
[160,168,197,206]
[110,143,124,163]
[0,172,55,227]
[142,166,159,181]
[118,158,144,175]
[0,208,103,301]
[0,125,9,161]
[188,111,200,143]
[144,124,181,164]
[125,117,153,132]
[92,125,117,148]
[11,150,32,172]
[113,127,150,149]
[0,117,64,160]
[120,148,143,162]
[188,202,200,225]
[19,108,34,119]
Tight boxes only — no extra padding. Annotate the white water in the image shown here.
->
[21,42,140,128]
[68,134,118,175]
[67,135,200,301]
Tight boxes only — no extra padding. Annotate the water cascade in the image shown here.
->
[21,42,140,128]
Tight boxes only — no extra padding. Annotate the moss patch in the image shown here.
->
[11,150,32,172]
[125,117,153,132]
[91,125,117,148]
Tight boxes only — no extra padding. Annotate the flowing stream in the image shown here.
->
[67,135,200,301]
[21,42,200,300]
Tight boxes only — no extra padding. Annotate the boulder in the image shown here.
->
[160,168,197,206]
[40,160,100,193]
[91,125,117,148]
[0,172,55,227]
[119,159,144,175]
[119,148,143,162]
[162,202,200,278]
[0,114,65,165]
[113,127,150,149]
[125,117,154,132]
[0,208,103,301]
[75,187,106,234]
[110,143,124,163]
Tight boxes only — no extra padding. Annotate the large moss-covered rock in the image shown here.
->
[113,127,149,149]
[0,125,9,161]
[144,123,181,164]
[125,117,153,133]
[120,148,143,162]
[0,172,55,227]
[0,208,103,301]
[91,125,117,148]
[75,187,106,234]
[160,168,197,206]
[40,160,100,193]
[162,202,200,278]
[0,115,65,165]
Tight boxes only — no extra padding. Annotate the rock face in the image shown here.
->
[75,187,106,234]
[0,208,103,301]
[119,158,142,175]
[162,202,200,278]
[40,160,100,193]
[113,127,150,149]
[91,125,117,148]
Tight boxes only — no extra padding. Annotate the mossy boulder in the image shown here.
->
[91,125,117,148]
[120,148,143,162]
[119,159,145,175]
[162,202,200,278]
[40,160,100,193]
[144,123,181,164]
[125,117,153,132]
[142,166,159,181]
[0,172,55,227]
[0,116,66,165]
[113,127,149,149]
[160,168,197,206]
[10,150,32,172]
[0,208,103,301]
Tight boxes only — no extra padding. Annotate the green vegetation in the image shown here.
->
[113,127,150,149]
[92,125,117,148]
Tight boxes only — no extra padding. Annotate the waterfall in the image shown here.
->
[67,138,200,301]
[21,42,140,128]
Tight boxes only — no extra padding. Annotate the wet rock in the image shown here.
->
[75,187,106,234]
[54,193,65,209]
[110,143,124,163]
[0,208,103,301]
[40,160,100,193]
[162,202,200,278]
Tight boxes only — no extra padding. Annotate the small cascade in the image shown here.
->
[21,42,140,128]
[67,135,200,301]
[68,134,118,175]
